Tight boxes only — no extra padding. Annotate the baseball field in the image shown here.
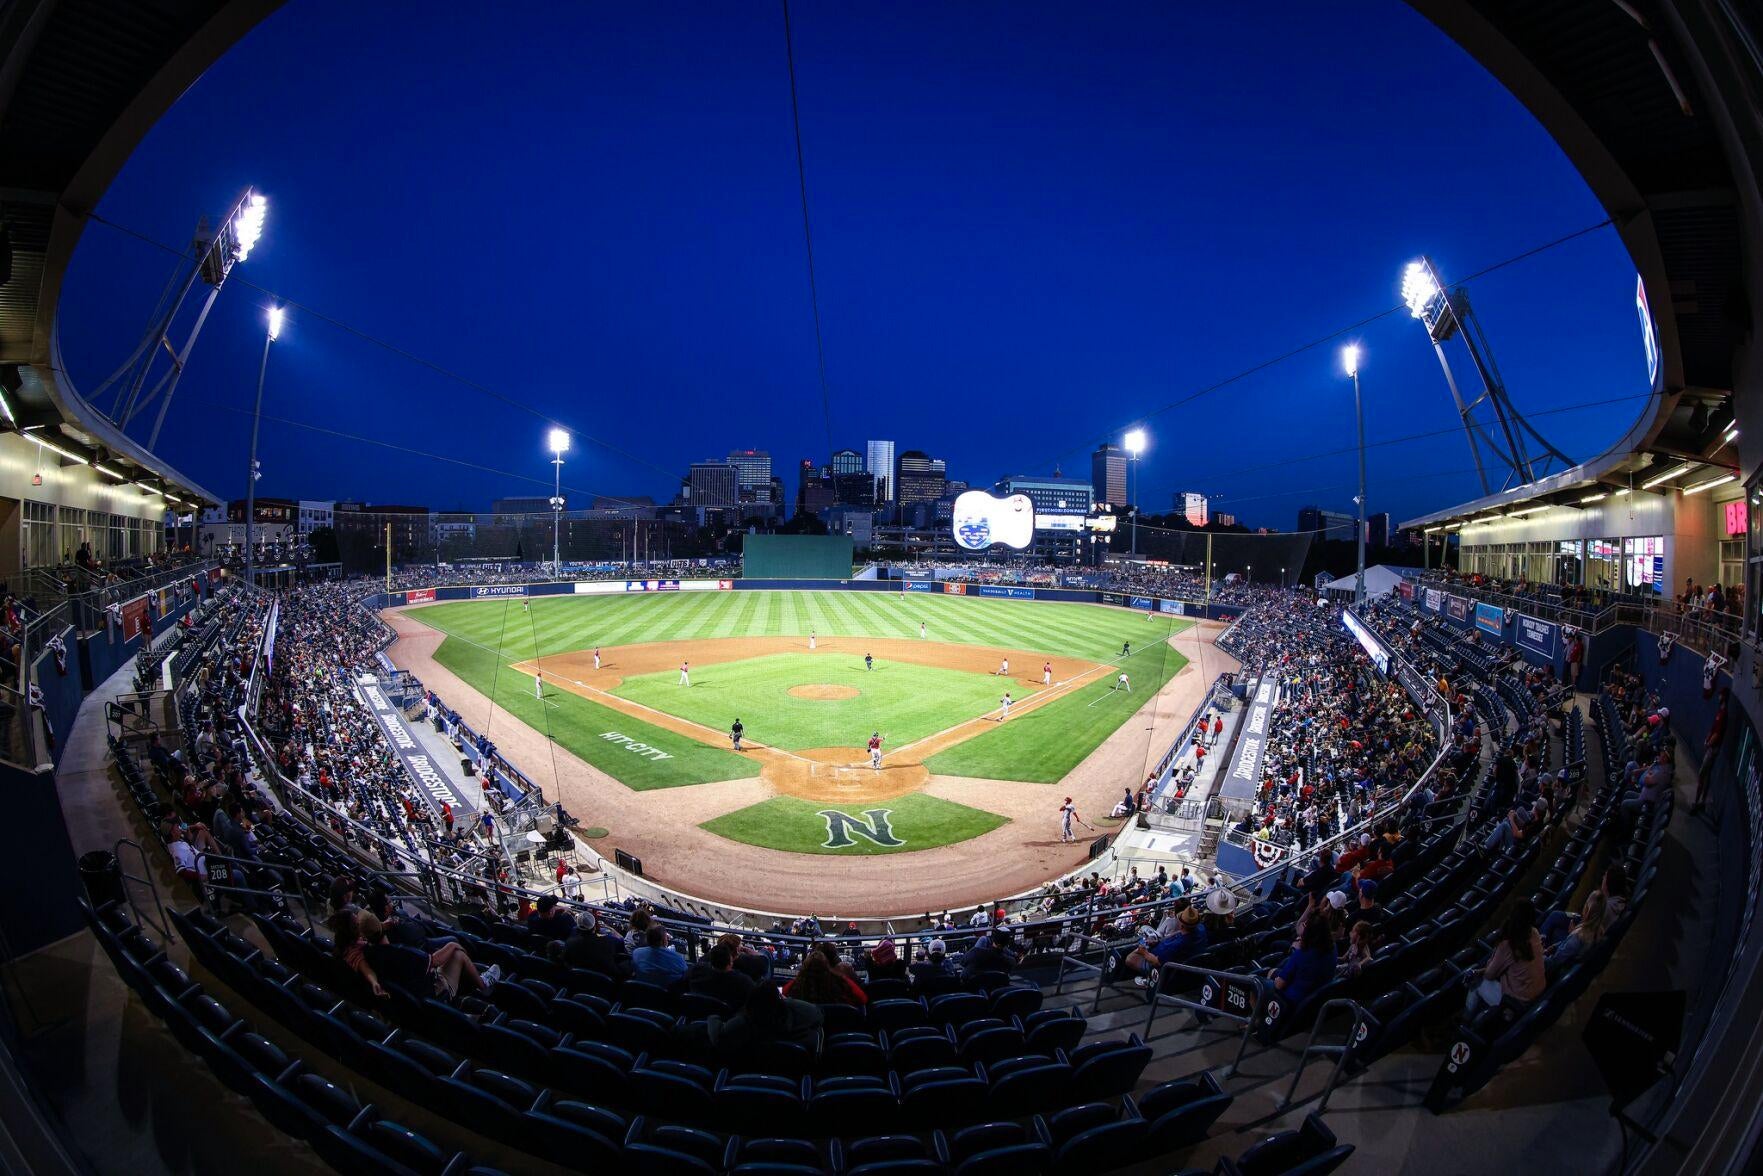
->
[408,588,1191,863]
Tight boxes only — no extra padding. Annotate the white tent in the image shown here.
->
[1319,564,1409,601]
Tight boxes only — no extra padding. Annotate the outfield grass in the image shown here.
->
[415,589,1186,666]
[924,643,1189,782]
[701,793,1007,856]
[429,628,759,790]
[612,652,1025,750]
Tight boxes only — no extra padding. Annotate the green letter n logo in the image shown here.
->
[819,808,903,849]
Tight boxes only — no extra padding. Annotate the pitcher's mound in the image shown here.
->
[789,684,860,700]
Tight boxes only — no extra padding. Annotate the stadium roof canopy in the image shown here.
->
[0,0,280,509]
[1319,564,1409,598]
[1400,0,1754,532]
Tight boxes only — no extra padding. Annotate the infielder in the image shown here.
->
[999,692,1013,721]
[1042,661,1052,685]
[533,670,544,699]
[867,731,884,770]
[864,652,874,671]
[997,657,1010,677]
[809,629,816,651]
[1115,672,1131,693]
[730,718,744,751]
[593,647,601,670]
[679,660,690,686]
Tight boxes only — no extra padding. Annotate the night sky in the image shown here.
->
[59,1,1645,529]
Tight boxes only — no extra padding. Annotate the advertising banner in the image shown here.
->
[1341,611,1390,676]
[1130,596,1155,611]
[406,588,437,604]
[977,585,1035,600]
[157,587,170,616]
[903,581,935,593]
[208,567,223,583]
[471,585,527,598]
[356,680,468,813]
[1398,580,1415,600]
[1425,587,1443,613]
[1158,598,1186,615]
[1100,591,1128,607]
[1445,594,1469,622]
[1221,673,1279,802]
[1515,614,1559,659]
[1473,601,1503,637]
[942,582,968,595]
[121,598,148,642]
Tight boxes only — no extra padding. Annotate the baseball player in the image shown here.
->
[679,660,690,686]
[999,692,1013,721]
[864,652,874,671]
[1115,672,1131,693]
[593,647,601,670]
[997,657,1009,677]
[1121,640,1132,658]
[809,629,816,651]
[730,718,744,751]
[867,731,883,770]
[919,621,927,639]
[1059,797,1093,843]
[1042,661,1052,685]
[533,670,544,699]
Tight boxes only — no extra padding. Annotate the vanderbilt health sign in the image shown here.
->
[1221,673,1280,803]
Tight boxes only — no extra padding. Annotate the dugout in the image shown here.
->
[742,534,855,580]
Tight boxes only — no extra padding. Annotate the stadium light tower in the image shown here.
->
[245,305,284,587]
[1400,256,1571,493]
[1124,428,1147,557]
[548,428,570,574]
[1343,344,1367,608]
[98,189,271,451]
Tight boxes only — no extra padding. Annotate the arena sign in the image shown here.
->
[1515,614,1559,658]
[977,585,1035,600]
[406,588,436,604]
[818,809,903,849]
[1424,587,1443,613]
[1445,594,1469,622]
[472,585,528,598]
[1220,673,1280,802]
[950,489,1034,551]
[1473,601,1503,637]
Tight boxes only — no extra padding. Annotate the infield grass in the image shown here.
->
[924,643,1189,782]
[613,652,1027,750]
[701,793,1008,856]
[430,631,759,790]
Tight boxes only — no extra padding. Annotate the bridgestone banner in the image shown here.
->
[356,679,469,814]
[1221,673,1280,803]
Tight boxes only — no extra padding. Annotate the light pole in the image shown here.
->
[245,305,283,587]
[548,428,569,574]
[1344,344,1368,607]
[1281,566,1286,587]
[1124,428,1147,557]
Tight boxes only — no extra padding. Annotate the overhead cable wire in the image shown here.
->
[780,0,838,455]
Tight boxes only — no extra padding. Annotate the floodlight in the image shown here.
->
[1683,473,1737,495]
[233,192,268,263]
[94,464,127,480]
[1579,492,1607,504]
[1640,462,1695,490]
[1400,261,1439,320]
[266,305,285,340]
[548,427,571,455]
[1342,344,1360,378]
[1123,428,1147,456]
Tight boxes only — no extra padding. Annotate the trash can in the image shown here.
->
[461,756,475,777]
[78,850,124,908]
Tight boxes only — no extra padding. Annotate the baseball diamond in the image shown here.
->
[386,589,1223,909]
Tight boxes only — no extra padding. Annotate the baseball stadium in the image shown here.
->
[0,4,1761,1176]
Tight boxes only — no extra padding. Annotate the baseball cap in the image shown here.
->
[1357,880,1378,899]
[1326,890,1349,910]
[929,938,948,955]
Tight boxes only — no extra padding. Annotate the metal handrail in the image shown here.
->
[112,837,174,944]
[1278,996,1366,1115]
[1145,958,1264,1078]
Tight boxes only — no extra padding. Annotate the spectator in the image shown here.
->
[1466,898,1545,1020]
[631,925,688,987]
[689,942,758,1009]
[1268,914,1336,1008]
[783,949,868,1006]
[1122,904,1208,988]
[706,982,823,1052]
[959,927,1019,979]
[563,911,633,981]
[333,909,497,1000]
[526,894,576,943]
[1546,892,1607,971]
[865,938,908,983]
[910,939,955,987]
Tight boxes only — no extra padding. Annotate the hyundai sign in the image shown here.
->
[952,490,1034,551]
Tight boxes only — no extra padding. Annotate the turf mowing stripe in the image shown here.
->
[728,590,764,636]
[845,591,914,639]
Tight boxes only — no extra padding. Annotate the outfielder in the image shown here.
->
[679,660,690,686]
[865,652,874,671]
[999,692,1013,721]
[593,647,601,670]
[919,621,927,639]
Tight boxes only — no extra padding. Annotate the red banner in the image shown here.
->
[1398,580,1415,600]
[207,567,222,583]
[942,582,967,595]
[406,588,436,604]
[121,598,148,642]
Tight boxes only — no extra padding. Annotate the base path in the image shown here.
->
[385,604,1238,916]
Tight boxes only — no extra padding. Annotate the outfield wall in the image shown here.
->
[368,577,1247,621]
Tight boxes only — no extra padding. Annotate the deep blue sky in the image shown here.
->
[60,0,1646,529]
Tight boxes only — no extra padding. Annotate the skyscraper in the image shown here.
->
[687,461,738,508]
[1091,444,1127,507]
[1174,491,1209,527]
[1368,512,1392,549]
[830,448,864,476]
[865,440,896,503]
[897,450,947,505]
[726,449,772,498]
